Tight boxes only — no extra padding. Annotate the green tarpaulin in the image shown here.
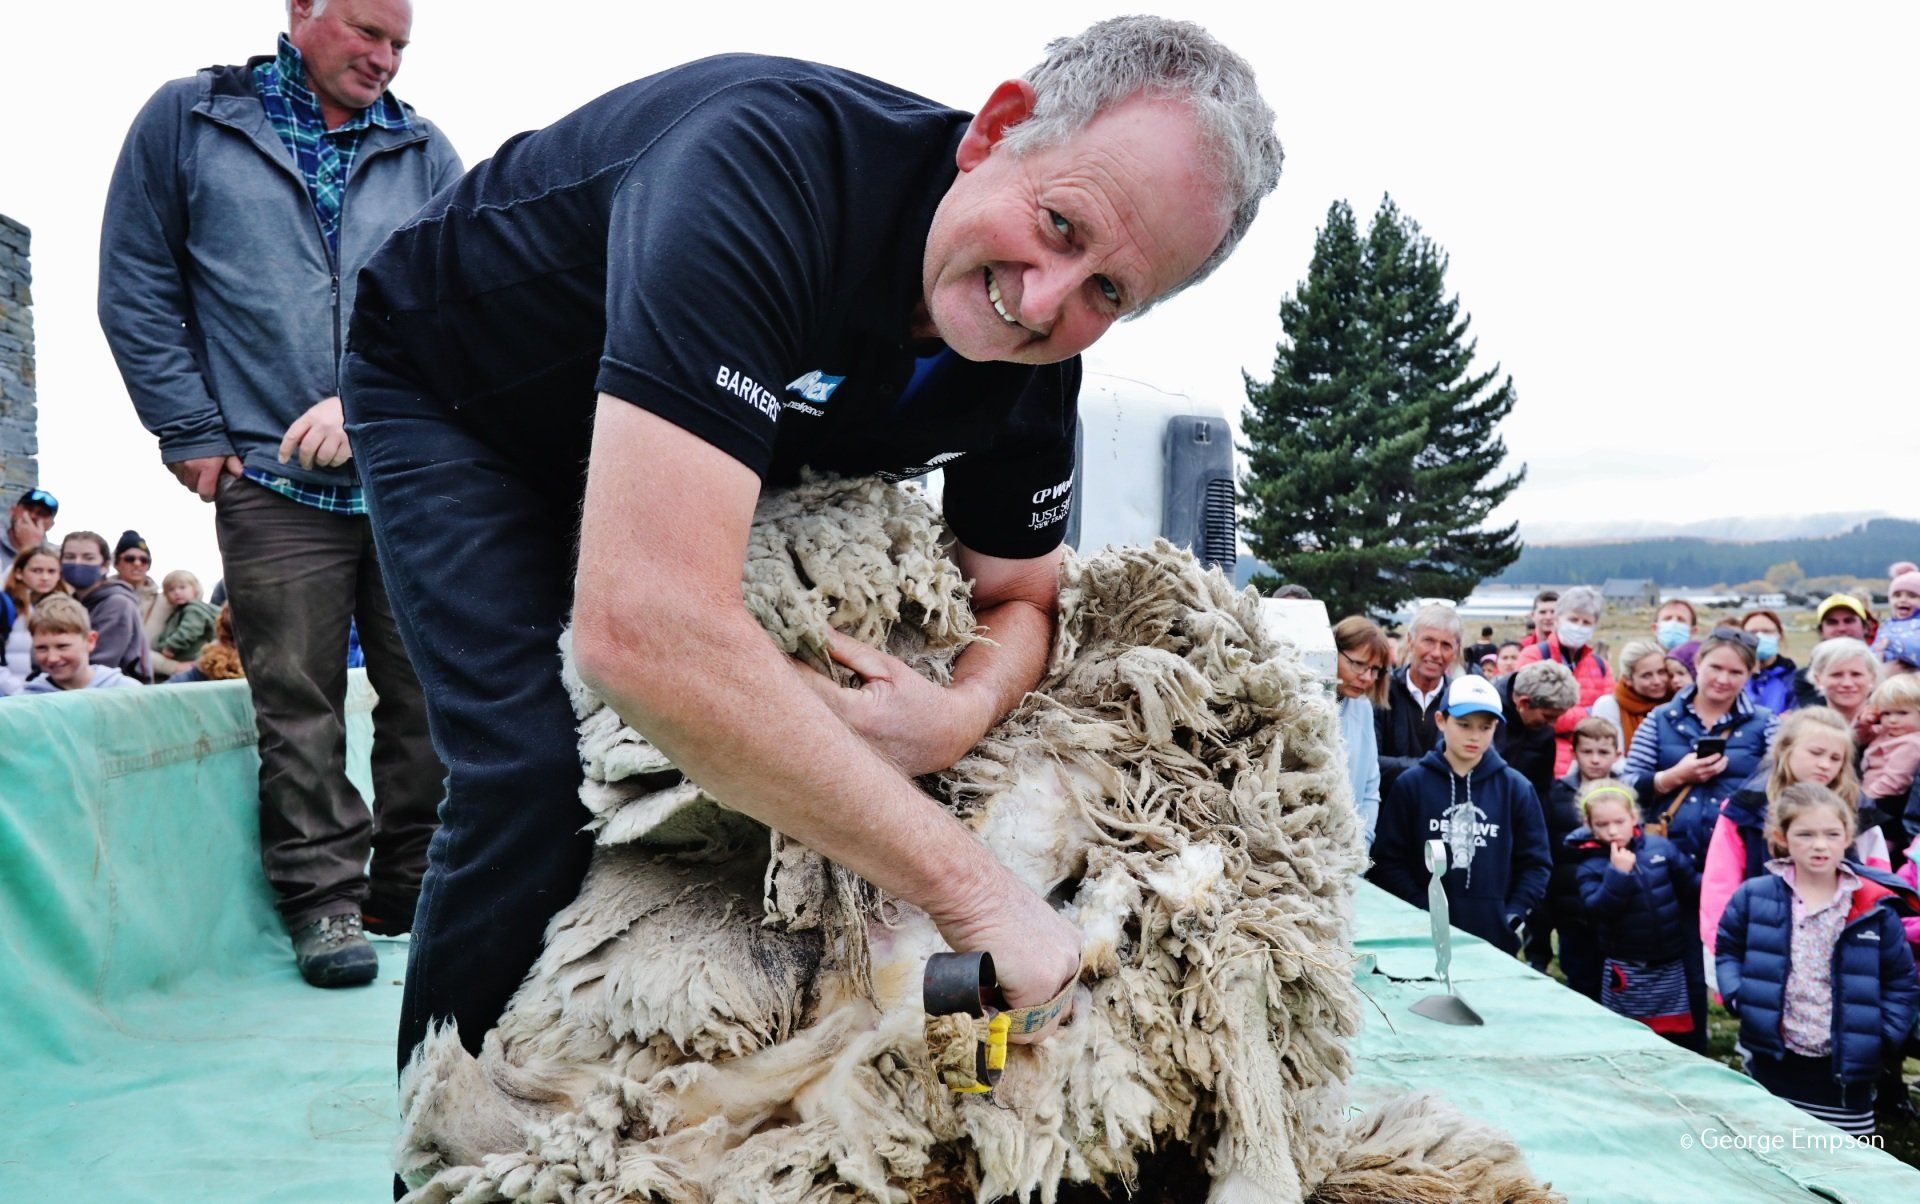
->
[2,679,1914,1201]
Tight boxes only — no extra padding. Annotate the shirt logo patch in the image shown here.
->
[1031,476,1074,505]
[784,370,846,416]
[1027,473,1076,530]
[715,365,781,422]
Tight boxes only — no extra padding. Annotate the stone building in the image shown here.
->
[0,214,37,496]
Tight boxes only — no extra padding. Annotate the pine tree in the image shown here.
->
[1241,196,1525,618]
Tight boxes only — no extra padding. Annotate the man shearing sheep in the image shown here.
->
[340,16,1284,1077]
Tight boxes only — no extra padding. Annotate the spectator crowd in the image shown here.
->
[3,489,237,695]
[1323,575,1920,1136]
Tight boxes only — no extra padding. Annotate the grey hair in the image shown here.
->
[288,0,330,16]
[1809,637,1880,685]
[1513,661,1579,711]
[1558,585,1605,621]
[1406,602,1463,647]
[1001,15,1283,312]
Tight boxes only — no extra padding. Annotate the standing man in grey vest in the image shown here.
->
[99,0,461,987]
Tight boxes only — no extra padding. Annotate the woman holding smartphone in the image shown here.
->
[1623,627,1776,875]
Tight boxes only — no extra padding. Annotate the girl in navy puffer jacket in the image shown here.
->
[1571,781,1706,1050]
[1716,784,1920,1135]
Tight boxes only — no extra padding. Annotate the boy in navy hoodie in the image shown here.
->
[1370,675,1553,954]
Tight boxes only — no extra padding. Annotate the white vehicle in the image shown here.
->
[1067,372,1238,572]
[918,372,1333,676]
[1069,372,1333,677]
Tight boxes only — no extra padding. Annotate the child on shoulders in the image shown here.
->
[1368,675,1553,955]
[1570,779,1705,1050]
[1872,565,1920,674]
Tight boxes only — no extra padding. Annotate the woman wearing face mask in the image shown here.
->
[1654,598,1700,672]
[58,530,151,683]
[1740,608,1800,715]
[1590,637,1672,768]
[1515,584,1616,776]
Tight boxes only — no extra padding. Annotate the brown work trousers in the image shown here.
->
[214,474,444,931]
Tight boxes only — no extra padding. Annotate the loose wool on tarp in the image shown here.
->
[395,475,1559,1204]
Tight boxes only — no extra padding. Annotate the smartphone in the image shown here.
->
[1693,736,1726,759]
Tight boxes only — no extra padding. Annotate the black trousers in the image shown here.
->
[342,350,600,1072]
[213,475,443,930]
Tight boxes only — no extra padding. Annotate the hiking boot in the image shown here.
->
[292,913,379,987]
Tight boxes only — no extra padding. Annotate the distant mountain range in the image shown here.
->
[1518,510,1893,545]
[1495,517,1920,588]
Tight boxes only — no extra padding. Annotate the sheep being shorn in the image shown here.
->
[395,475,1559,1204]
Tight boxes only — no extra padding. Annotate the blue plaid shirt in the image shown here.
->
[253,34,409,258]
[244,35,409,517]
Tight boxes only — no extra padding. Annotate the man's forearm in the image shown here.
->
[582,600,1015,929]
[940,595,1054,761]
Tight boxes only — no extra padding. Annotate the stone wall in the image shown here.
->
[0,214,37,497]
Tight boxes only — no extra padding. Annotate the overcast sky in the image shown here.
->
[3,1,1916,582]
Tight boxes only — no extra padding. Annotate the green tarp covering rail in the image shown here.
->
[2,680,1915,1201]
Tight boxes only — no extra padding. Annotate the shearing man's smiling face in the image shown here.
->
[917,83,1229,366]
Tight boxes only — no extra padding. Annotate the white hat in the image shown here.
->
[1442,674,1504,722]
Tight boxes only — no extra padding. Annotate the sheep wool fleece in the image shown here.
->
[395,476,1558,1204]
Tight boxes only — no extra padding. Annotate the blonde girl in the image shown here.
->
[1860,673,1920,801]
[1571,779,1704,1049]
[1700,708,1885,956]
[1,543,66,696]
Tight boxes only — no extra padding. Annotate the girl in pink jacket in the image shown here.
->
[1699,708,1891,965]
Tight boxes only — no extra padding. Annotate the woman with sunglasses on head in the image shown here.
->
[1623,626,1776,875]
[1333,616,1391,848]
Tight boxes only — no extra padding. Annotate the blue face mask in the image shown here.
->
[60,563,102,590]
[1656,619,1690,651]
[1754,633,1779,662]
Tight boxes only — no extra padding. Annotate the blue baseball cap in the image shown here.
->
[1441,674,1504,722]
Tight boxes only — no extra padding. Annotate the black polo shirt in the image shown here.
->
[351,54,1079,558]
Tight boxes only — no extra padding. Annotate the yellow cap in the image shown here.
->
[1814,594,1870,624]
